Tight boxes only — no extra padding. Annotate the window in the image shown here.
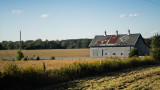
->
[121,53,123,55]
[113,53,116,55]
[105,53,107,55]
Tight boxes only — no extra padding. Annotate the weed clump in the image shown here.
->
[3,63,20,77]
[51,56,55,60]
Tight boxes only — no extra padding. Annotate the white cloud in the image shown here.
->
[41,14,48,18]
[129,14,142,17]
[120,13,142,18]
[12,10,23,14]
[119,14,128,18]
[150,30,158,34]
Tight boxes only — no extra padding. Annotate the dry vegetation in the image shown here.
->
[0,49,90,59]
[0,58,103,71]
[1,56,159,89]
[45,65,160,90]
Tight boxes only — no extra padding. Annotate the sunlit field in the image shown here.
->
[0,49,90,59]
[0,58,104,71]
[45,65,160,90]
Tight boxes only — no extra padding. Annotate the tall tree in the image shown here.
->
[150,34,160,60]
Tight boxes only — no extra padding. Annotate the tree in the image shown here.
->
[0,38,92,49]
[129,48,138,58]
[150,34,160,60]
[82,39,91,48]
[144,37,152,47]
[0,43,4,50]
[16,51,24,60]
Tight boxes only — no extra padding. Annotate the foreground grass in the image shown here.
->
[48,65,160,90]
[0,57,159,90]
[0,59,103,71]
[0,49,90,59]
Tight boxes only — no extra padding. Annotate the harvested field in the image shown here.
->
[44,65,160,90]
[0,49,90,59]
[0,58,104,71]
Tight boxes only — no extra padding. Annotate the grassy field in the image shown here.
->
[0,49,90,59]
[44,65,160,90]
[0,58,104,71]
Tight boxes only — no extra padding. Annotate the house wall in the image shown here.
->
[90,46,134,57]
[135,36,150,56]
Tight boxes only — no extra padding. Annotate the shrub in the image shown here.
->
[3,63,20,77]
[51,56,55,60]
[129,48,138,58]
[36,56,40,60]
[22,57,28,61]
[16,51,24,60]
[30,57,34,60]
[151,48,160,61]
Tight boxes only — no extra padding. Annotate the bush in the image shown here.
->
[16,51,24,60]
[36,56,40,60]
[51,56,55,60]
[129,48,138,58]
[22,57,28,61]
[30,57,34,60]
[3,63,20,77]
[151,48,160,61]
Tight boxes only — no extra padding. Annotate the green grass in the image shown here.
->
[0,57,159,89]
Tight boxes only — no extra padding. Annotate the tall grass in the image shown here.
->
[0,57,159,89]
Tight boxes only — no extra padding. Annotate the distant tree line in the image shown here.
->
[0,37,153,50]
[0,39,92,50]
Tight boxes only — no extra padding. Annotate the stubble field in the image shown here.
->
[0,58,104,71]
[0,49,92,71]
[45,65,160,90]
[0,49,90,59]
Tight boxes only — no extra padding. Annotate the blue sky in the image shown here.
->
[0,0,160,42]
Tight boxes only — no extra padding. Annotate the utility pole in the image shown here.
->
[20,30,21,52]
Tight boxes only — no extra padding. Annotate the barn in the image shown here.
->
[89,30,150,58]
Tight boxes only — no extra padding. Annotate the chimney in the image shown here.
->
[104,31,107,36]
[128,29,130,35]
[116,30,118,35]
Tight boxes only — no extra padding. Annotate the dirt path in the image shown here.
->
[42,65,160,90]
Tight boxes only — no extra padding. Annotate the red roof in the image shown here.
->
[108,35,119,44]
[95,35,119,45]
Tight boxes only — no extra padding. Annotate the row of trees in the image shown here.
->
[0,39,92,50]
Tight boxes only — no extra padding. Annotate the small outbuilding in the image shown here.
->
[89,30,150,58]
